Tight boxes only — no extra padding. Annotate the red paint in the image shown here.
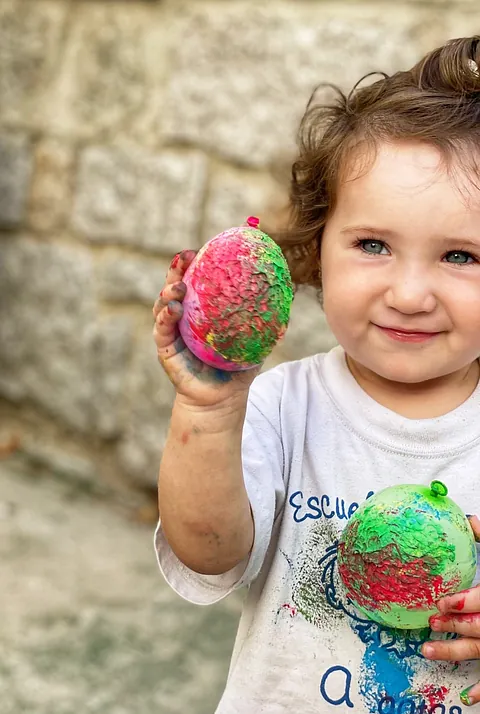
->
[170,253,181,269]
[338,543,461,611]
[453,596,466,611]
[376,325,439,343]
[430,614,451,626]
[279,603,297,618]
[418,684,449,709]
[452,613,480,623]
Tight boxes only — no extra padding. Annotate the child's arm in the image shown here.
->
[153,250,260,576]
[159,397,253,575]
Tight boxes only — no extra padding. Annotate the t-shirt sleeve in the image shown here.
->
[154,366,287,606]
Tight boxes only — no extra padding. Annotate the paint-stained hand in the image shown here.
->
[422,515,480,706]
[153,250,260,408]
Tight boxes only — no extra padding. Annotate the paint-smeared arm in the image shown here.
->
[159,396,254,576]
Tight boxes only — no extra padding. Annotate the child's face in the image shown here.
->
[321,141,480,385]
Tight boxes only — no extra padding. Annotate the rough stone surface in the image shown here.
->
[29,138,74,233]
[117,335,176,488]
[0,134,33,227]
[39,2,168,143]
[72,147,207,255]
[162,3,438,166]
[0,1,68,126]
[202,165,282,242]
[19,440,99,491]
[0,238,133,436]
[97,251,169,306]
[86,315,134,439]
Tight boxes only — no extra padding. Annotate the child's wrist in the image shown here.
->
[172,394,247,436]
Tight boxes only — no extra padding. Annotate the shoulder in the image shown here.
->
[250,351,329,401]
[246,351,334,430]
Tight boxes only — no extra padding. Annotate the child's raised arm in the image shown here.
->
[152,250,259,575]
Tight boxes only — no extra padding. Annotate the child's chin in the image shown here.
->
[364,355,444,385]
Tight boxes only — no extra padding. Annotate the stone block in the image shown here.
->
[39,2,168,144]
[0,1,69,126]
[162,3,439,167]
[0,238,133,437]
[117,335,175,487]
[0,135,33,227]
[20,440,99,491]
[72,147,207,255]
[202,165,283,242]
[29,138,74,233]
[85,315,134,439]
[97,251,169,306]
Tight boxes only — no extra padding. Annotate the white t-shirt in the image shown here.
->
[155,346,480,714]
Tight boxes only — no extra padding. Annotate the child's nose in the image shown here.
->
[384,267,437,314]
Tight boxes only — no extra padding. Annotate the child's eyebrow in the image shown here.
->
[340,225,399,237]
[439,237,480,248]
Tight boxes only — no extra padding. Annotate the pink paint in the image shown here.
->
[246,216,260,228]
[179,229,268,370]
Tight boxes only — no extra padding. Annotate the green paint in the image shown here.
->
[348,502,455,570]
[430,480,448,497]
[212,228,294,364]
[460,684,475,706]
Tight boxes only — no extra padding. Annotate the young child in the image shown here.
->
[153,35,480,714]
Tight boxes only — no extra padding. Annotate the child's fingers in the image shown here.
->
[469,515,480,541]
[152,281,186,318]
[436,584,480,615]
[429,612,480,637]
[165,249,197,287]
[153,301,186,360]
[460,680,480,707]
[422,636,480,662]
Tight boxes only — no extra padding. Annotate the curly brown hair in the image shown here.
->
[276,36,480,292]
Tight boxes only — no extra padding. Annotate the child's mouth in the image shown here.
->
[375,325,440,343]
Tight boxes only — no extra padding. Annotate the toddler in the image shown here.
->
[153,35,480,714]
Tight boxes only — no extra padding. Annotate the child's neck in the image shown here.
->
[345,356,480,419]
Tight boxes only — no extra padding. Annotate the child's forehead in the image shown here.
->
[337,140,480,218]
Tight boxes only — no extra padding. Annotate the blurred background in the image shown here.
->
[0,0,475,712]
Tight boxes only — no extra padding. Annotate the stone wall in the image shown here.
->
[0,0,477,496]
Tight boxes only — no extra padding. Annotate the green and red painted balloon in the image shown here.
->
[179,217,294,371]
[337,482,477,629]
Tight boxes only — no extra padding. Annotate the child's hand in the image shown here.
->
[153,250,260,409]
[422,515,480,706]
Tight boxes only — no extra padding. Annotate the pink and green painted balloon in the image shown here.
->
[337,481,477,629]
[179,217,294,371]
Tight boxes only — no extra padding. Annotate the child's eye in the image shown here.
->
[357,239,389,255]
[444,250,476,265]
